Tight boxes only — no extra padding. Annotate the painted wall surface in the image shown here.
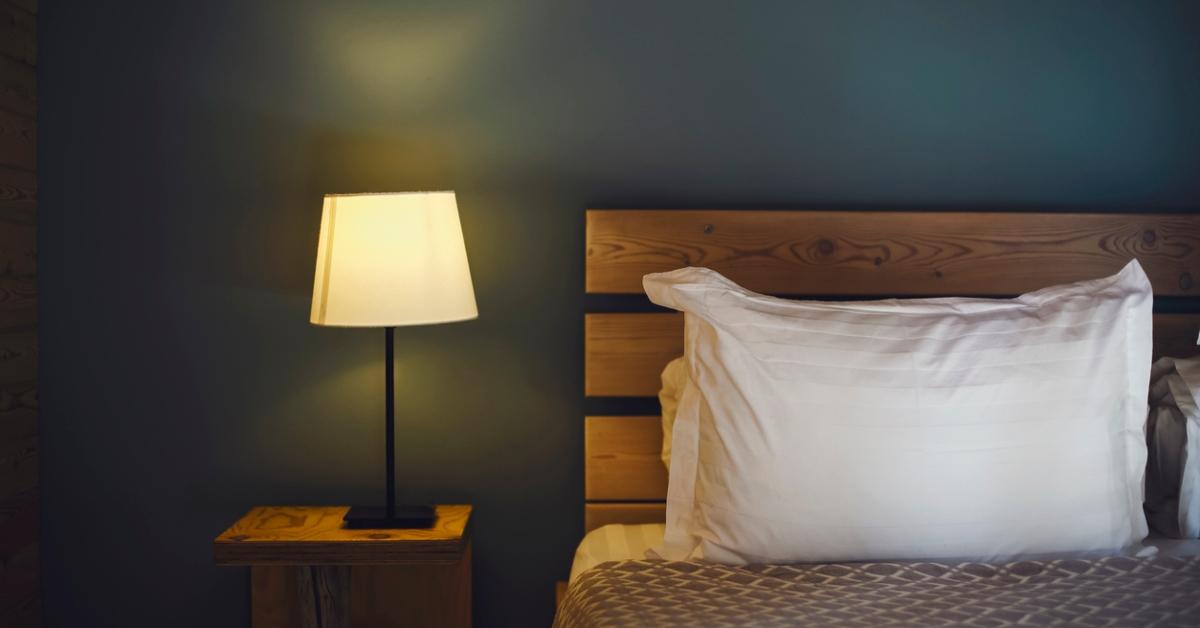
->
[39,1,1200,626]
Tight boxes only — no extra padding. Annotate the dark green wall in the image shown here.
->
[39,1,1200,625]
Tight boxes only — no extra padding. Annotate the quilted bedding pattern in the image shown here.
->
[554,556,1200,627]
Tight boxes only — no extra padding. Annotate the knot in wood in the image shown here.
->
[1181,272,1194,291]
[816,239,835,256]
[702,224,714,235]
[1143,229,1157,245]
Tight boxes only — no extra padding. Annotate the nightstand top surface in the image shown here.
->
[214,505,471,565]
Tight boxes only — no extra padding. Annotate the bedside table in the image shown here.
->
[215,505,471,628]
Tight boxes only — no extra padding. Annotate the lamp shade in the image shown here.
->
[310,191,478,327]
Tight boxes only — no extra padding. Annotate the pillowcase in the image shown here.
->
[658,357,687,469]
[644,260,1153,565]
[1146,356,1200,538]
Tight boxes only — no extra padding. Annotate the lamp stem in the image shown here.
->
[385,326,396,520]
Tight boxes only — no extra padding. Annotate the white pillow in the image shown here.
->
[645,260,1153,564]
[658,357,687,469]
[1146,356,1200,538]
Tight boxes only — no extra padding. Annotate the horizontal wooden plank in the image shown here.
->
[585,313,682,397]
[1154,314,1200,363]
[584,503,665,534]
[587,312,1200,397]
[0,2,35,66]
[586,210,1200,296]
[585,416,667,501]
[0,109,33,171]
[0,54,34,118]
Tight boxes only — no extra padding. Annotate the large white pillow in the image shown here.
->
[645,260,1153,564]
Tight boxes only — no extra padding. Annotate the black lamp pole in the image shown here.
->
[385,326,396,520]
[342,326,435,529]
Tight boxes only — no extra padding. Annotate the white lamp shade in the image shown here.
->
[310,191,478,327]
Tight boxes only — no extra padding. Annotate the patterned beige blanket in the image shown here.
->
[554,556,1200,627]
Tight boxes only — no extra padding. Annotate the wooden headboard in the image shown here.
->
[582,209,1200,533]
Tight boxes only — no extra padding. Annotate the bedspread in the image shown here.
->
[554,556,1200,627]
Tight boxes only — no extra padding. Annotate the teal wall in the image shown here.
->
[39,1,1200,625]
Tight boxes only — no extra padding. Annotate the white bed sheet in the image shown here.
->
[569,524,1200,584]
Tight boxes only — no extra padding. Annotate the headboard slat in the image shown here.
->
[587,312,1200,398]
[587,210,1200,296]
[585,416,667,501]
[584,503,666,534]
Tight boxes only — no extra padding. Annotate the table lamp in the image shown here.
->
[310,191,477,528]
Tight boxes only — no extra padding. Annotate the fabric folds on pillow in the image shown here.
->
[659,357,687,470]
[645,261,1153,565]
[1146,356,1200,538]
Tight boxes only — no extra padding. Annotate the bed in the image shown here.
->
[557,209,1200,627]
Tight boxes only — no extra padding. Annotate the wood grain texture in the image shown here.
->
[0,430,34,503]
[586,312,1200,397]
[0,2,35,66]
[0,166,35,236]
[0,56,34,118]
[251,567,307,628]
[249,544,470,628]
[0,5,34,624]
[0,488,36,621]
[585,416,666,501]
[0,282,35,331]
[586,313,683,397]
[586,210,1200,296]
[4,0,33,15]
[584,503,666,533]
[214,505,471,565]
[0,109,33,171]
[295,566,349,628]
[350,542,471,628]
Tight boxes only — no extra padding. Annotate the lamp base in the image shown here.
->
[343,504,436,529]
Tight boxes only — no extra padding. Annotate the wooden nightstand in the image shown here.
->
[215,505,471,628]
